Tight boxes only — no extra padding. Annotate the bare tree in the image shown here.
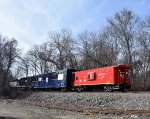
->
[78,31,117,70]
[19,55,30,77]
[0,35,19,94]
[136,17,150,89]
[39,29,77,70]
[107,9,139,66]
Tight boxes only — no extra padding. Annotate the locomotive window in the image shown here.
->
[52,72,58,79]
[38,77,42,81]
[58,74,64,80]
[46,77,48,82]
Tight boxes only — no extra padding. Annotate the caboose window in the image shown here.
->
[88,73,96,80]
[88,74,90,79]
[119,71,125,78]
[76,77,78,80]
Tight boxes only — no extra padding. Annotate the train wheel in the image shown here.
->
[61,88,66,92]
[111,86,115,92]
[120,85,127,93]
[76,87,83,92]
[86,87,92,92]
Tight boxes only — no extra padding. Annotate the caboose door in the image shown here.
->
[118,68,126,85]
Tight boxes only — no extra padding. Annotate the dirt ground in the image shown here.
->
[0,99,97,119]
[0,99,149,119]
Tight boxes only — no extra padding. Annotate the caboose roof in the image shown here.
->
[74,65,129,73]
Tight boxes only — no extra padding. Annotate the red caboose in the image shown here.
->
[73,65,131,92]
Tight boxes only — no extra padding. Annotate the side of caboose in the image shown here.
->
[72,65,131,92]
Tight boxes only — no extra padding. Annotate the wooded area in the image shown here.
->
[0,9,150,93]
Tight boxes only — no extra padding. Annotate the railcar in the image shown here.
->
[32,69,75,91]
[72,65,131,92]
[17,75,40,90]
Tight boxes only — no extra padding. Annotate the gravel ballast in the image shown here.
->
[23,92,150,110]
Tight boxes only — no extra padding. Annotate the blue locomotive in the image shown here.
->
[15,69,75,91]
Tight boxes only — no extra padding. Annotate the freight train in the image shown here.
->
[10,65,131,92]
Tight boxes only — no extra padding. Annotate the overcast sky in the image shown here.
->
[0,0,150,52]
